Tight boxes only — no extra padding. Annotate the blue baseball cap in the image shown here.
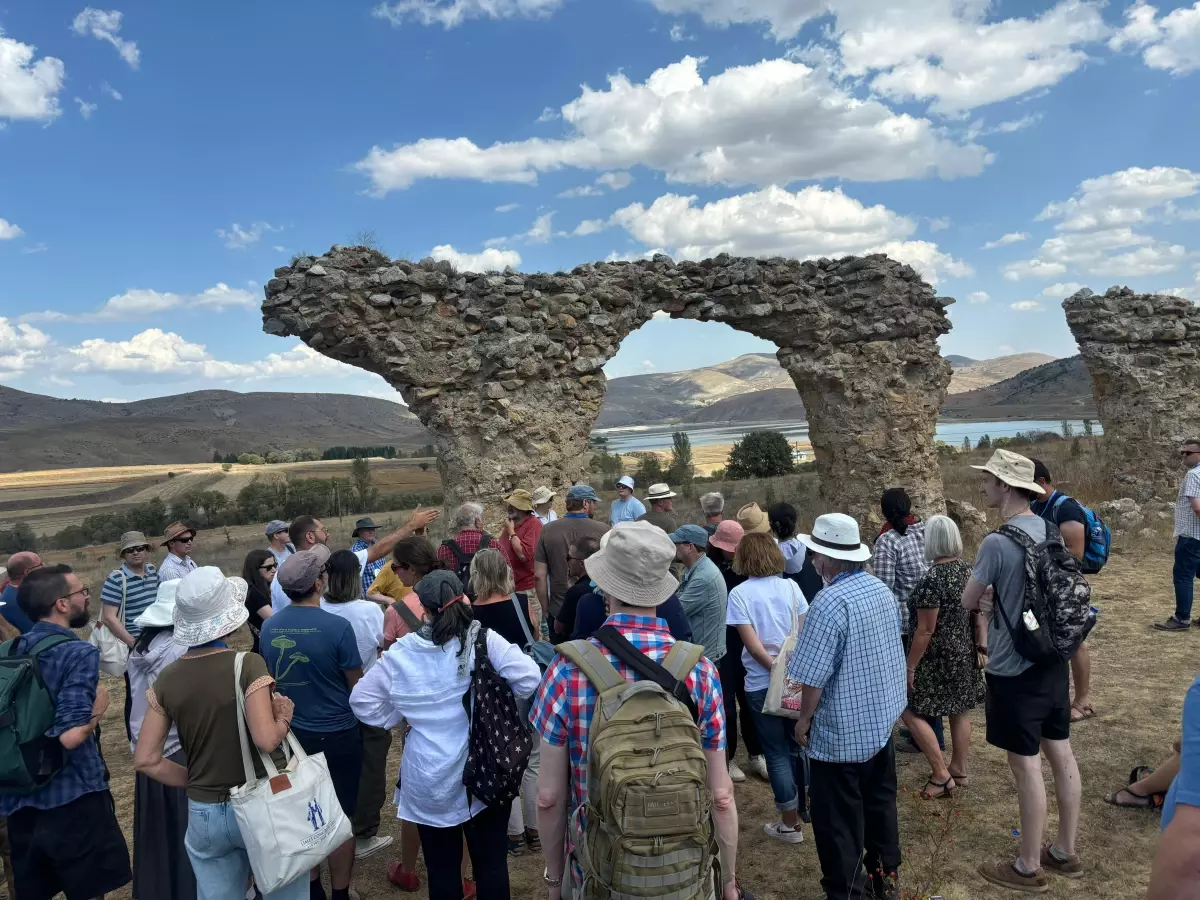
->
[669,524,709,548]
[567,484,600,502]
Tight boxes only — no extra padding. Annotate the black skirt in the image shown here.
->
[133,748,197,900]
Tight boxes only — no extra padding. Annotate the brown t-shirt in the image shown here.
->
[151,650,283,803]
[639,510,679,534]
[535,516,609,617]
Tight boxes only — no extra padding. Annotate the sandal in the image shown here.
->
[919,776,955,799]
[1070,704,1096,722]
[1104,787,1163,809]
[949,770,970,788]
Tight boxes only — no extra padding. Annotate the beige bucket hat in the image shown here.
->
[119,531,151,554]
[531,486,555,506]
[503,489,535,512]
[736,503,771,535]
[584,521,678,608]
[971,449,1043,494]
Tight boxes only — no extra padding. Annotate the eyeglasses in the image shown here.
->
[64,586,89,600]
[259,562,277,572]
[1182,450,1200,457]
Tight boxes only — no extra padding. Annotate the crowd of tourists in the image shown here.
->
[0,451,1197,900]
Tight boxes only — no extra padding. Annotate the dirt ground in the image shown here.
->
[77,541,1190,900]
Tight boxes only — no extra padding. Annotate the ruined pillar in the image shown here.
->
[261,247,952,526]
[1064,287,1200,500]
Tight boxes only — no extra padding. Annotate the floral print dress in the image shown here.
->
[907,559,984,717]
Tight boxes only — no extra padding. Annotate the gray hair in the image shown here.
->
[454,501,484,530]
[822,556,869,576]
[923,515,963,561]
[699,492,724,516]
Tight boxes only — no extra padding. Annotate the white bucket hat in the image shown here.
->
[136,579,181,630]
[585,521,678,608]
[617,475,635,490]
[172,567,248,646]
[797,513,872,562]
[646,483,677,501]
[970,449,1043,494]
[531,486,555,506]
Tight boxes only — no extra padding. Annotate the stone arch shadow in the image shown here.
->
[262,247,953,528]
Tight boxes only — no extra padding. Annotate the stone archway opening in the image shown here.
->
[261,246,953,527]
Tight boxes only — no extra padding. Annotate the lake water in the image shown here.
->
[594,419,1103,452]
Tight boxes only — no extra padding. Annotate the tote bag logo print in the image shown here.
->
[307,800,325,831]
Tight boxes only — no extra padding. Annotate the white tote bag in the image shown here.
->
[762,588,805,720]
[229,653,352,894]
[88,570,130,677]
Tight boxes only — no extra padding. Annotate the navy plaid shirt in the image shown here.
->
[0,623,109,814]
[352,540,387,597]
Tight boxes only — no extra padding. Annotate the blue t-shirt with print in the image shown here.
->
[260,604,361,733]
[1163,674,1200,830]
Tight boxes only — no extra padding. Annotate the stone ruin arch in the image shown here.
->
[261,246,953,527]
[1065,287,1200,501]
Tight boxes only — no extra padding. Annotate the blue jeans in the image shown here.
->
[185,799,308,900]
[746,689,806,813]
[1174,536,1200,620]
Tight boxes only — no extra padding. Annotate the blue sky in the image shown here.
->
[2,0,1199,402]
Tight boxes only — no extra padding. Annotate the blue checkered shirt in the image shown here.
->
[788,571,907,763]
[352,540,387,597]
[0,623,109,814]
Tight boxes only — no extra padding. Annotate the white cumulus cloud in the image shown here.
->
[0,218,24,240]
[1042,281,1086,296]
[372,0,563,28]
[71,8,140,68]
[429,244,522,272]
[216,221,281,250]
[75,97,98,118]
[1010,300,1044,311]
[1110,1,1200,74]
[0,318,51,377]
[968,291,990,304]
[607,184,972,285]
[0,29,65,122]
[102,82,122,100]
[21,283,258,324]
[984,232,1029,248]
[354,56,989,193]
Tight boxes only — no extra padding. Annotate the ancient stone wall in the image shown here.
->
[262,246,952,527]
[1064,287,1200,499]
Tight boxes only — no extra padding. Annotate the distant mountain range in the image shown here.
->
[0,351,1093,472]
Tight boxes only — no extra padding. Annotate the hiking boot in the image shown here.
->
[354,835,393,860]
[1040,844,1084,879]
[524,827,542,852]
[1154,616,1192,632]
[748,755,769,780]
[978,860,1049,893]
[763,821,804,844]
[386,863,419,892]
[507,836,525,857]
[728,761,746,783]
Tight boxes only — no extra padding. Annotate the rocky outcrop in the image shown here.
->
[945,498,988,552]
[1064,288,1200,500]
[262,246,953,525]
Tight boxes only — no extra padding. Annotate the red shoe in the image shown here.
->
[386,862,419,892]
[462,877,477,899]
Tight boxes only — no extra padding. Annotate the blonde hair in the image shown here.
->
[469,548,514,599]
[732,532,786,578]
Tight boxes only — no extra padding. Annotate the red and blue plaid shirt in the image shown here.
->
[529,613,725,819]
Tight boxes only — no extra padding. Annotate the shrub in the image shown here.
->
[726,430,795,479]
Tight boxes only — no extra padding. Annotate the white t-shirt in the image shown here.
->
[536,510,559,526]
[726,576,809,693]
[320,598,385,674]
[271,545,372,613]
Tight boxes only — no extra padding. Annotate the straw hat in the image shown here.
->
[797,513,872,562]
[646,483,677,501]
[531,486,555,506]
[736,503,771,535]
[119,531,151,554]
[172,567,248,646]
[161,521,196,546]
[971,449,1043,494]
[709,520,745,553]
[136,579,181,630]
[584,521,678,608]
[503,489,535,512]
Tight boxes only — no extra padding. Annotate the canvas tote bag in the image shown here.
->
[88,570,129,677]
[229,653,352,893]
[763,585,805,719]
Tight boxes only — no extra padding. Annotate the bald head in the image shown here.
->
[5,552,43,584]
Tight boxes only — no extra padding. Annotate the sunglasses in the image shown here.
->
[173,536,195,545]
[125,546,151,554]
[259,562,277,572]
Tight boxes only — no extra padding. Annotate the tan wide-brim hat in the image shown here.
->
[971,449,1043,494]
[797,513,872,562]
[531,486,555,506]
[161,521,196,546]
[120,531,151,554]
[736,503,771,534]
[584,521,678,608]
[503,489,535,512]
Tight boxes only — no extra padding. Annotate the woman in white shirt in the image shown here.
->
[351,570,541,900]
[725,533,809,845]
[322,549,393,862]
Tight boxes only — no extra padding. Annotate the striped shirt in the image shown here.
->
[1176,465,1200,540]
[100,563,160,636]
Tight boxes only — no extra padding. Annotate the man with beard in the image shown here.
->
[0,566,131,900]
[536,485,609,642]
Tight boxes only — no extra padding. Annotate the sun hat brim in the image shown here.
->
[709,535,739,552]
[172,577,249,646]
[584,554,678,609]
[969,464,1043,494]
[647,491,677,500]
[797,533,872,563]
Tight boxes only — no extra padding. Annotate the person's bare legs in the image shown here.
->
[901,709,952,789]
[1069,645,1093,714]
[328,837,355,891]
[1040,738,1081,858]
[1007,751,1047,873]
[399,819,420,873]
[948,713,972,780]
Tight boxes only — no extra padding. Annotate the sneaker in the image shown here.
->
[1154,616,1192,631]
[1040,844,1084,879]
[508,836,526,857]
[354,834,394,860]
[748,755,769,780]
[977,860,1048,893]
[524,827,542,852]
[386,863,419,892]
[728,761,746,783]
[763,821,804,844]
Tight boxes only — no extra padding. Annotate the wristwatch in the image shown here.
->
[543,868,563,888]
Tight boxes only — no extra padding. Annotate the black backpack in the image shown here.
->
[996,521,1096,666]
[442,535,491,598]
[462,624,532,808]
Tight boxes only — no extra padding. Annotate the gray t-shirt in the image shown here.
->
[972,515,1046,678]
